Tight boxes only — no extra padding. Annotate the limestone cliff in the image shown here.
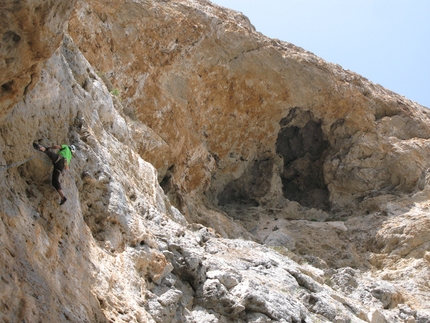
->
[69,0,430,218]
[0,0,76,117]
[1,0,430,322]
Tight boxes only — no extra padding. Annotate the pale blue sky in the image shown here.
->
[210,0,430,108]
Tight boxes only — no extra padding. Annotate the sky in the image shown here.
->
[210,0,430,108]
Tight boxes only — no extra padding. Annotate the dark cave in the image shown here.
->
[216,108,331,211]
[217,157,274,208]
[276,108,330,210]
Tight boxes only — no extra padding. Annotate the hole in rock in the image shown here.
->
[217,157,274,209]
[217,181,259,208]
[2,31,21,45]
[1,80,14,94]
[160,165,184,211]
[160,170,173,192]
[276,108,330,210]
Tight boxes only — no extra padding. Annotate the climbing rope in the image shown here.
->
[0,155,37,172]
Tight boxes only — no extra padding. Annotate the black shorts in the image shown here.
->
[44,150,65,190]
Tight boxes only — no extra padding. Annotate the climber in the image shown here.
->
[33,143,76,205]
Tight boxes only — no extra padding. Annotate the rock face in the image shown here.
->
[1,0,430,322]
[68,0,430,218]
[0,0,76,117]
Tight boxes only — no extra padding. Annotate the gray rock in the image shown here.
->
[368,281,401,309]
[206,270,242,289]
[264,231,296,250]
[368,309,387,323]
[246,312,272,323]
[416,310,430,323]
[329,267,359,294]
[196,279,245,318]
[231,279,307,322]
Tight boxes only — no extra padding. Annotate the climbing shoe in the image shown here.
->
[33,142,46,151]
[60,197,67,205]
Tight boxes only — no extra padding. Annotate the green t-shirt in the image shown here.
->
[58,145,73,165]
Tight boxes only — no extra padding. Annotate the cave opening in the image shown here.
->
[217,157,274,209]
[276,108,330,210]
[160,165,184,212]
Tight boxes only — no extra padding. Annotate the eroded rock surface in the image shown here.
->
[69,0,430,219]
[1,0,430,322]
[0,0,76,117]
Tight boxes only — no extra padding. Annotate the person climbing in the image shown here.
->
[33,143,76,205]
